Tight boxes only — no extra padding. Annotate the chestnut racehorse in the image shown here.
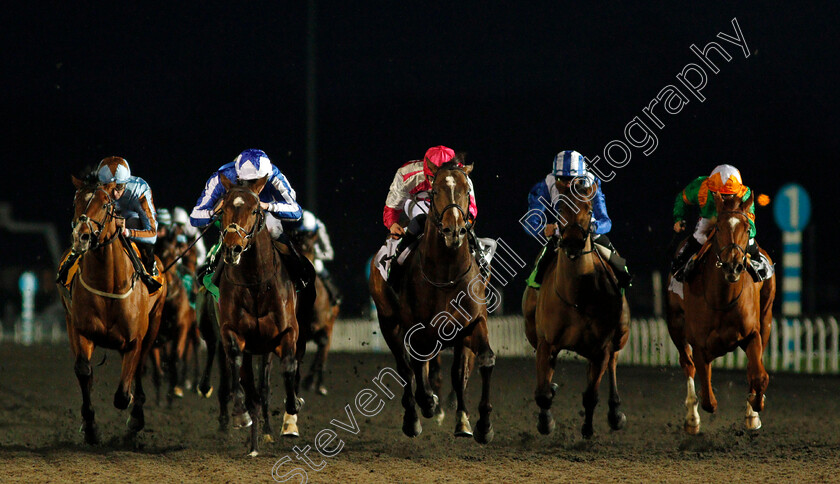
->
[291,228,340,396]
[666,192,776,434]
[58,176,166,444]
[369,157,495,444]
[215,175,306,456]
[522,179,630,438]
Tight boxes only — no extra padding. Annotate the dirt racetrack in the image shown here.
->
[1,343,838,483]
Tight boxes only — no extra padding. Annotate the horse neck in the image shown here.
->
[227,228,277,284]
[554,236,596,296]
[81,226,132,289]
[420,217,471,280]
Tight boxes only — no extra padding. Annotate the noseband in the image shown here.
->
[428,168,473,232]
[72,187,119,252]
[714,210,751,269]
[222,191,266,253]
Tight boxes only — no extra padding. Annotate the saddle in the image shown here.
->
[57,241,164,299]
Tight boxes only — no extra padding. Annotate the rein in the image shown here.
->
[702,211,751,312]
[161,221,216,274]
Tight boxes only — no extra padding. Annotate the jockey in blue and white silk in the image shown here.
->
[189,149,303,237]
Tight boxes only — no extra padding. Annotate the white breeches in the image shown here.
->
[266,214,284,239]
[404,195,430,220]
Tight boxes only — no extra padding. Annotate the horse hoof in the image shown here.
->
[474,421,494,445]
[262,433,275,443]
[420,394,439,419]
[114,391,133,410]
[684,422,701,435]
[608,411,627,431]
[454,410,473,437]
[745,415,762,430]
[433,407,446,425]
[80,423,100,445]
[126,414,145,433]
[282,413,300,438]
[286,397,305,415]
[302,375,315,392]
[402,416,422,438]
[184,380,193,391]
[173,386,184,398]
[581,423,594,439]
[317,385,328,396]
[248,450,259,458]
[537,410,555,435]
[200,386,214,398]
[232,412,253,429]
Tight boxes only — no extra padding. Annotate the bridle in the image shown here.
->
[555,179,595,259]
[427,167,474,233]
[222,189,266,253]
[72,187,120,253]
[713,210,751,270]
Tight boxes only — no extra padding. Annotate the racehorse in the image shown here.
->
[214,174,306,456]
[290,228,340,396]
[369,157,496,444]
[666,192,776,434]
[58,175,166,444]
[150,231,197,406]
[522,179,630,438]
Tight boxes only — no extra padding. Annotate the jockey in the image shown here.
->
[289,210,342,305]
[671,164,760,281]
[156,208,172,238]
[172,206,207,267]
[524,150,632,289]
[383,145,480,263]
[189,148,313,290]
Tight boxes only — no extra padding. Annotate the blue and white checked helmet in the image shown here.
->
[234,149,272,181]
[552,150,594,185]
[97,156,132,184]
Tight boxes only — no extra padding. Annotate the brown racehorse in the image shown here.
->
[150,231,196,406]
[291,229,340,396]
[666,192,776,434]
[216,174,305,456]
[522,179,630,438]
[369,157,496,444]
[58,176,166,444]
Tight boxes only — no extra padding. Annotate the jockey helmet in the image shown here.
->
[553,150,594,185]
[707,164,745,195]
[172,206,190,226]
[423,145,456,178]
[157,208,172,226]
[301,210,318,232]
[97,156,131,185]
[234,149,272,181]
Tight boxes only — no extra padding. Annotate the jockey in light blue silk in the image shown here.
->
[524,150,631,289]
[189,149,313,290]
[289,209,342,305]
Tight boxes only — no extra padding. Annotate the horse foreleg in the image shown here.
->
[451,344,473,437]
[606,350,627,431]
[378,318,420,437]
[224,331,251,430]
[259,354,274,442]
[744,334,768,430]
[429,353,445,424]
[150,347,163,406]
[114,341,141,411]
[535,338,558,435]
[315,327,333,395]
[216,342,231,431]
[694,351,717,414]
[197,291,218,398]
[279,336,303,438]
[73,335,99,444]
[472,320,495,445]
[127,364,147,434]
[173,316,191,398]
[165,343,179,407]
[240,353,261,457]
[410,358,437,419]
[581,352,609,439]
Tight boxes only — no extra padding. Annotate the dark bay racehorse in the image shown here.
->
[369,157,495,444]
[667,192,776,433]
[291,229,340,396]
[522,179,630,438]
[215,174,305,456]
[58,176,166,444]
[150,232,197,405]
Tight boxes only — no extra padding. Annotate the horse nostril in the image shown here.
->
[459,227,467,236]
[442,227,452,235]
[80,233,90,242]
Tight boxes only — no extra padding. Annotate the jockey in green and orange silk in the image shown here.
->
[671,164,760,281]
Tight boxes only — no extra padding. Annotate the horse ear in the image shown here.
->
[462,163,474,175]
[219,173,233,191]
[72,175,84,189]
[425,157,440,176]
[252,175,269,194]
[712,191,724,211]
[742,191,754,212]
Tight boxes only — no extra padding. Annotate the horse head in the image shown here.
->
[291,230,318,263]
[219,173,267,265]
[70,175,117,255]
[554,177,597,259]
[427,154,473,250]
[713,191,753,283]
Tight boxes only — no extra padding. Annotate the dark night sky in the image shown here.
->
[1,2,838,314]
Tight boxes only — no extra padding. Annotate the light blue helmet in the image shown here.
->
[552,150,594,185]
[96,156,132,184]
[157,208,172,226]
[234,149,272,180]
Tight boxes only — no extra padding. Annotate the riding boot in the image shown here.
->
[319,269,343,306]
[467,227,489,280]
[272,235,315,291]
[138,242,163,291]
[56,252,81,285]
[592,234,633,289]
[526,242,558,288]
[394,214,427,262]
[672,236,703,282]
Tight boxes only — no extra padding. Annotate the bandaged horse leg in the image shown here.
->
[744,334,768,429]
[684,376,701,434]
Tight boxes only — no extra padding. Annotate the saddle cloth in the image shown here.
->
[58,242,164,295]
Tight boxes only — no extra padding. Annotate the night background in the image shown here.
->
[1,2,838,320]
